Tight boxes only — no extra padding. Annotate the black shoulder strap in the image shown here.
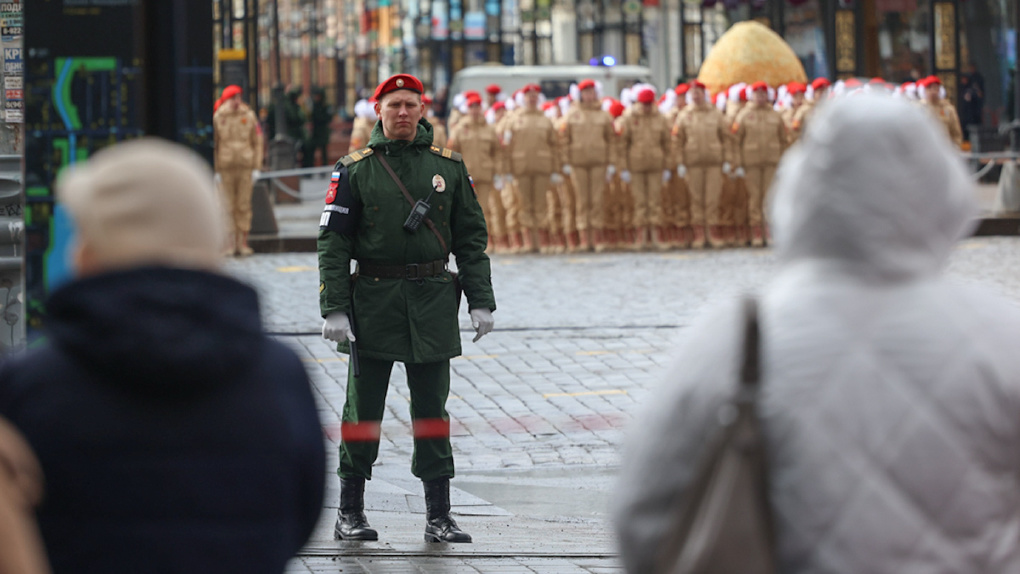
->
[740,297,761,390]
[374,153,449,256]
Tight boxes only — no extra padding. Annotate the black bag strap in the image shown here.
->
[374,152,449,256]
[740,297,761,391]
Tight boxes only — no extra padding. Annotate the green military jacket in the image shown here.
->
[318,119,496,363]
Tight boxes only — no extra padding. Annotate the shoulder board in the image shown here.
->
[429,146,463,162]
[339,147,375,167]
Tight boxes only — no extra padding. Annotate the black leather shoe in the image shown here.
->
[335,477,378,541]
[422,478,472,543]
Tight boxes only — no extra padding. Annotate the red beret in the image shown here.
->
[372,74,424,101]
[485,84,501,95]
[750,81,769,92]
[689,80,707,90]
[578,79,596,91]
[221,85,243,100]
[542,102,556,111]
[636,89,655,104]
[739,89,748,102]
[608,101,626,118]
[811,77,831,90]
[466,95,483,106]
[422,94,433,106]
[522,84,541,94]
[869,77,886,84]
[787,82,806,95]
[675,84,689,96]
[924,75,942,87]
[492,102,506,111]
[844,78,862,88]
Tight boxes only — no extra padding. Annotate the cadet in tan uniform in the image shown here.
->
[732,82,788,247]
[553,97,580,252]
[561,79,616,251]
[919,76,964,148]
[664,84,690,247]
[504,84,559,253]
[781,82,806,143]
[673,81,733,249]
[791,78,830,141]
[603,99,627,251]
[621,88,672,250]
[424,95,448,148]
[449,94,508,252]
[213,85,263,256]
[492,101,522,252]
[348,99,376,153]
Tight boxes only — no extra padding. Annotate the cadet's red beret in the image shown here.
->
[636,89,655,104]
[221,85,243,100]
[870,77,886,84]
[811,77,831,90]
[492,102,506,111]
[522,84,541,94]
[739,89,748,102]
[750,81,769,92]
[609,101,626,118]
[689,80,707,90]
[924,75,942,87]
[542,102,556,111]
[844,78,862,88]
[466,94,483,106]
[787,82,806,95]
[372,74,424,101]
[485,84,501,95]
[422,94,433,106]
[675,84,690,96]
[578,79,596,91]
[464,90,481,100]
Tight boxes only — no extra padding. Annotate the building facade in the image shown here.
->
[214,0,1016,124]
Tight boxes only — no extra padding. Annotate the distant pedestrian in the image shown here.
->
[0,139,325,574]
[615,94,1020,573]
[213,84,262,256]
[305,87,335,167]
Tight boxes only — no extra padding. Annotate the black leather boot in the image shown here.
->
[334,477,378,541]
[423,478,472,543]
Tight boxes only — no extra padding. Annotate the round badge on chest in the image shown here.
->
[432,174,446,192]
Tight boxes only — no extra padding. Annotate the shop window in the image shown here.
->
[874,0,931,82]
[783,0,827,79]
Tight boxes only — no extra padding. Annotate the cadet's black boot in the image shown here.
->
[335,477,378,541]
[423,478,472,543]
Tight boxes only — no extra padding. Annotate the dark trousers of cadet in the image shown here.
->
[339,357,454,482]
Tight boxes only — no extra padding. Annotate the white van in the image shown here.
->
[447,64,653,109]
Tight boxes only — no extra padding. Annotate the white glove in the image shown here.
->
[551,173,564,184]
[606,164,617,177]
[722,162,732,175]
[662,169,672,183]
[734,167,746,178]
[322,312,356,343]
[494,175,504,191]
[620,170,632,183]
[562,165,572,175]
[252,169,261,181]
[677,165,687,178]
[503,131,512,145]
[470,308,494,343]
[214,173,222,185]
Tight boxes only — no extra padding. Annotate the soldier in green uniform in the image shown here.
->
[318,74,496,544]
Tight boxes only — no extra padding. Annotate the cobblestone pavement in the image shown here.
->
[224,237,1020,572]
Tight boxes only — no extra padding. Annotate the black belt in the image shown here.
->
[357,259,448,280]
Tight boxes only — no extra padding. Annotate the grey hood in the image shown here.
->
[769,94,977,282]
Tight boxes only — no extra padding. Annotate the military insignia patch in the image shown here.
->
[432,174,446,193]
[325,171,340,203]
[467,174,477,197]
[319,283,325,293]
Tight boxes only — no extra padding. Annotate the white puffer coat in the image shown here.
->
[614,95,1020,574]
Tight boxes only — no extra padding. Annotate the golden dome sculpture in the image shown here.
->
[697,21,808,96]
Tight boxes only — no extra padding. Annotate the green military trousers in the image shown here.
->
[338,356,455,482]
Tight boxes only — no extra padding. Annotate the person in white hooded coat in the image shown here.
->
[614,94,1020,574]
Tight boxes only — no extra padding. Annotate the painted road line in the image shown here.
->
[276,265,317,272]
